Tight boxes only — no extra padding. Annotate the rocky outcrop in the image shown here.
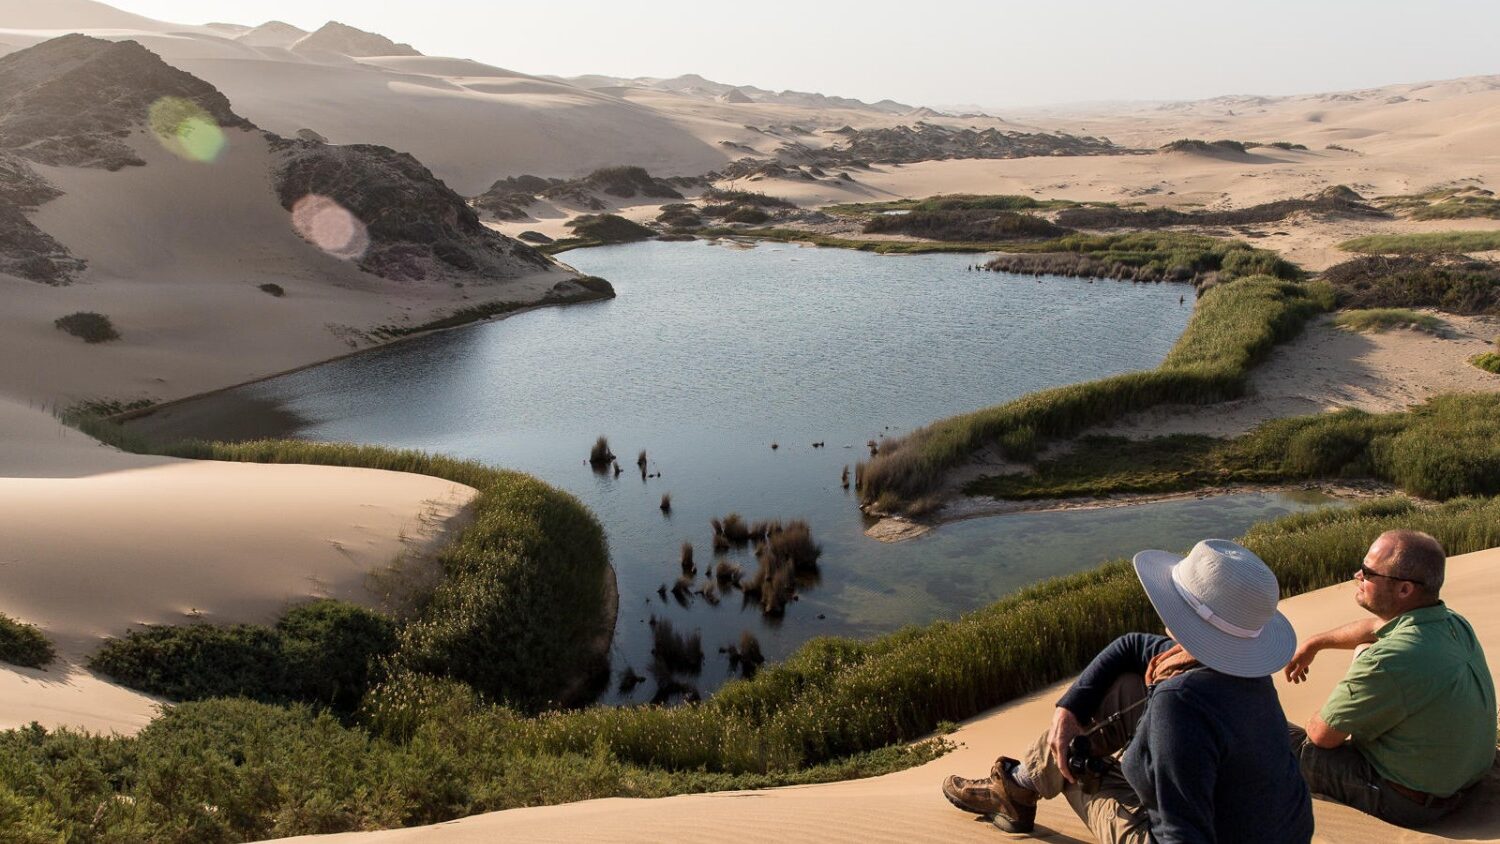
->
[0,34,253,170]
[0,202,86,284]
[290,22,421,58]
[273,139,552,281]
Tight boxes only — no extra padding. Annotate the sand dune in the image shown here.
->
[272,548,1500,844]
[0,396,476,735]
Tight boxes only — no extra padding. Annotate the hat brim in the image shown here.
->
[1133,549,1297,678]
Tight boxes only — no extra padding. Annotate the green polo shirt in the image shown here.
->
[1320,602,1497,796]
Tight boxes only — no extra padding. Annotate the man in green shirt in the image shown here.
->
[1285,530,1496,828]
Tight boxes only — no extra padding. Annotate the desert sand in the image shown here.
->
[273,547,1500,844]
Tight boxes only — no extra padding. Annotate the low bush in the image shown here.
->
[1377,187,1500,221]
[89,601,396,713]
[1472,352,1500,374]
[1318,254,1500,314]
[0,614,54,669]
[723,206,770,224]
[548,214,655,252]
[859,274,1331,510]
[1332,308,1446,334]
[1054,188,1381,230]
[258,282,286,297]
[1339,231,1500,255]
[53,312,119,343]
[699,188,797,209]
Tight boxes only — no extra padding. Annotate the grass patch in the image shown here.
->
[1473,341,1500,374]
[7,493,1500,840]
[858,273,1330,511]
[53,312,119,343]
[967,393,1500,503]
[1339,231,1500,255]
[1332,308,1446,334]
[0,614,54,669]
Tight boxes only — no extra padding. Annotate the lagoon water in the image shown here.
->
[225,241,1333,702]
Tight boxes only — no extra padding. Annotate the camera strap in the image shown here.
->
[1081,695,1148,737]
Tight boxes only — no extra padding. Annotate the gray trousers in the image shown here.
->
[1019,673,1151,844]
[1288,726,1458,829]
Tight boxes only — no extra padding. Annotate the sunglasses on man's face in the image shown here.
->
[1356,562,1424,587]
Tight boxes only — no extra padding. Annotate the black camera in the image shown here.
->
[1066,734,1110,779]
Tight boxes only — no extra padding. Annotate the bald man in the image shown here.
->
[1286,530,1496,828]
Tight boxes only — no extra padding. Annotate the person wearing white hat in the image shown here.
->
[942,538,1313,843]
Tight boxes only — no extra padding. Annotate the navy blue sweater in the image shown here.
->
[1058,633,1313,844]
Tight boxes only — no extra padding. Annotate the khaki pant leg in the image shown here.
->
[1062,767,1153,844]
[1018,673,1149,801]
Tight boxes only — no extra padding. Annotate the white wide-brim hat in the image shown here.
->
[1133,538,1297,678]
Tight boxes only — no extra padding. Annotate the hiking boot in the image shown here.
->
[942,774,1006,815]
[988,757,1039,834]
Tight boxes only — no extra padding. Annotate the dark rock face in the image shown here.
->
[273,140,553,281]
[0,34,252,170]
[0,202,86,284]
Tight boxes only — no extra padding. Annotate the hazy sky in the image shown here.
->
[106,0,1500,108]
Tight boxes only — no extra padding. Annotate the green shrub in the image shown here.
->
[564,214,653,244]
[0,615,54,669]
[90,623,286,702]
[1332,308,1446,334]
[1472,352,1500,374]
[277,601,398,712]
[985,231,1302,284]
[53,312,119,343]
[723,206,770,224]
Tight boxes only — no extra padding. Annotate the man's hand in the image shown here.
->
[1284,639,1321,684]
[1048,706,1085,784]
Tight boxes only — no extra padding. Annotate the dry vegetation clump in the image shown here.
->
[649,618,703,676]
[713,559,743,588]
[713,513,752,545]
[258,282,285,297]
[679,542,695,576]
[725,630,767,678]
[588,436,614,467]
[54,311,119,343]
[660,492,672,513]
[740,519,822,616]
[1319,254,1500,314]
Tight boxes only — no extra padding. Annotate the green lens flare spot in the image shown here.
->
[148,97,226,162]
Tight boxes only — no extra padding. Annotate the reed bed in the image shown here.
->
[1339,230,1500,255]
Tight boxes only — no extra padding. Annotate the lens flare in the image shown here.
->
[290,194,369,260]
[148,97,226,163]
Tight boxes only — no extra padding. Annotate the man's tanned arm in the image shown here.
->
[1305,713,1351,749]
[1284,617,1382,684]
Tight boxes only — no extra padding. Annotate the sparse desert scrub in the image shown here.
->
[53,311,119,343]
[859,274,1332,511]
[1339,231,1500,255]
[0,613,55,668]
[1471,352,1500,374]
[1332,308,1446,334]
[1377,186,1500,220]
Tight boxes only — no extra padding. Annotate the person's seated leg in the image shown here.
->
[1057,765,1152,844]
[1288,725,1460,828]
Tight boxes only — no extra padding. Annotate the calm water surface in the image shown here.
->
[232,241,1333,702]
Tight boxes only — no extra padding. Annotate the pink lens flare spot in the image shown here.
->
[290,194,369,260]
